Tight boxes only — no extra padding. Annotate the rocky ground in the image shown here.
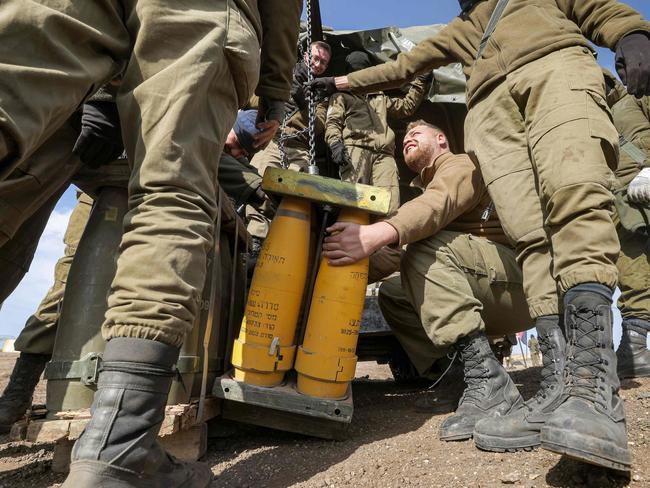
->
[0,352,648,487]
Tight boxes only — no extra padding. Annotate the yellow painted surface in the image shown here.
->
[295,208,369,399]
[232,197,311,387]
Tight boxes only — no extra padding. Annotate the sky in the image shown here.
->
[1,0,649,348]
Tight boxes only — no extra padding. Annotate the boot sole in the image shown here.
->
[474,431,539,452]
[541,426,631,472]
[439,430,473,441]
[64,460,213,488]
[618,366,650,379]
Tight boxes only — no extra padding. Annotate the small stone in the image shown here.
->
[501,471,521,484]
[633,474,641,482]
[529,473,541,480]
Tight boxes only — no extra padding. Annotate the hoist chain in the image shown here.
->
[277,0,318,174]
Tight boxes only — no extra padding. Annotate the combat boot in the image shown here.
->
[616,318,650,379]
[0,352,50,433]
[541,284,631,471]
[474,315,566,451]
[62,338,212,488]
[439,331,523,441]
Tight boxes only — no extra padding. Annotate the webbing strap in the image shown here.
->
[619,134,649,166]
[476,0,510,61]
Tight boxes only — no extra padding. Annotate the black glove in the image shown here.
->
[416,71,434,84]
[330,140,353,179]
[615,31,650,98]
[305,77,337,98]
[258,97,286,124]
[72,100,124,168]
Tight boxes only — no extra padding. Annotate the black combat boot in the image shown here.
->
[541,284,631,471]
[616,318,650,379]
[439,331,523,441]
[0,352,50,433]
[474,315,566,451]
[62,338,212,488]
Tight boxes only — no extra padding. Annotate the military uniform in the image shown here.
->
[0,0,301,349]
[603,71,650,379]
[344,1,650,467]
[528,335,541,367]
[325,78,427,214]
[378,151,531,374]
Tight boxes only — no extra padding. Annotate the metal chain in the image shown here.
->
[304,0,318,174]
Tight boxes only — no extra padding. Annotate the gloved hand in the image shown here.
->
[330,141,353,178]
[416,71,434,84]
[255,97,285,149]
[615,31,650,98]
[305,76,337,97]
[628,168,650,204]
[72,101,124,168]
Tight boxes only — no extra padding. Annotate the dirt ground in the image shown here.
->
[0,352,648,488]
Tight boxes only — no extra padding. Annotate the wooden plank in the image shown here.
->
[52,438,74,474]
[160,423,208,461]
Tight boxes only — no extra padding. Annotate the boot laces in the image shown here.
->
[458,343,491,407]
[565,308,608,409]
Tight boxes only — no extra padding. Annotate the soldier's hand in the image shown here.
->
[330,141,351,166]
[255,98,285,148]
[323,221,398,266]
[72,101,124,168]
[305,76,337,97]
[628,168,650,204]
[616,31,650,98]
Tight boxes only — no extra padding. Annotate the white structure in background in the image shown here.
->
[2,339,15,353]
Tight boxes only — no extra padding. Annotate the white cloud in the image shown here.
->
[0,207,72,339]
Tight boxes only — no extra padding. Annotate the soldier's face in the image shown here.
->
[305,45,331,76]
[403,126,444,172]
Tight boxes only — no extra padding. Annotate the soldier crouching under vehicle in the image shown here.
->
[321,121,538,441]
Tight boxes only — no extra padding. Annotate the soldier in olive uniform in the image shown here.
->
[310,0,650,470]
[323,121,534,441]
[603,70,650,380]
[0,1,302,485]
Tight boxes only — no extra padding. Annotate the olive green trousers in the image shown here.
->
[0,0,260,348]
[617,224,650,322]
[378,230,532,374]
[464,46,620,318]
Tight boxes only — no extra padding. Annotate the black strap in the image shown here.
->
[476,0,510,61]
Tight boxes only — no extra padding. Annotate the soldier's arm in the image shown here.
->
[641,96,650,121]
[385,78,428,119]
[385,156,482,246]
[325,94,346,147]
[256,1,303,102]
[343,21,459,95]
[557,0,650,48]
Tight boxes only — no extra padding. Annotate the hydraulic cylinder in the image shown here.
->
[231,197,311,386]
[295,208,369,399]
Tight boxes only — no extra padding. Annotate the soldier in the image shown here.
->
[528,335,541,367]
[325,51,428,213]
[247,41,332,242]
[0,1,302,485]
[603,70,650,379]
[0,109,269,433]
[311,0,650,470]
[323,121,533,440]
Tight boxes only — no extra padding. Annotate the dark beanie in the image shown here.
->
[345,51,372,73]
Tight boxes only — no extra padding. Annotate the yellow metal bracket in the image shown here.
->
[261,168,391,216]
[231,339,297,373]
[294,347,358,383]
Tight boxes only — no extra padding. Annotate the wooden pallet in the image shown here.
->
[9,398,221,473]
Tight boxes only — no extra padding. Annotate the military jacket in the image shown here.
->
[237,0,302,102]
[347,0,650,107]
[386,152,507,246]
[325,78,427,154]
[604,71,650,188]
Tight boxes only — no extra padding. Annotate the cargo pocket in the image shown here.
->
[586,90,619,173]
[468,235,522,286]
[225,0,260,108]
